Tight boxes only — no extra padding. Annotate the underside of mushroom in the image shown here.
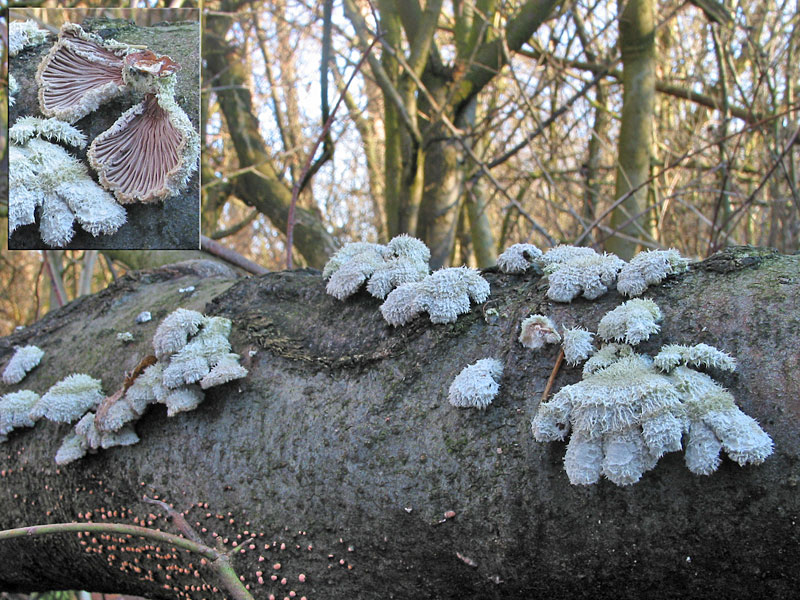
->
[36,23,130,123]
[87,92,198,203]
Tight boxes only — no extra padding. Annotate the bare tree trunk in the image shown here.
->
[606,0,656,259]
[0,248,798,599]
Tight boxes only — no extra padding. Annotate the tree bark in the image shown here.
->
[0,248,798,599]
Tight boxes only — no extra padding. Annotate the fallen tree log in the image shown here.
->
[0,247,798,599]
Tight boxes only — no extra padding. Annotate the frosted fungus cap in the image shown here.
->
[323,235,430,300]
[448,358,504,410]
[496,243,543,274]
[0,390,41,441]
[617,249,690,297]
[561,328,595,366]
[36,23,131,123]
[597,298,662,345]
[9,125,127,246]
[2,345,45,385]
[10,20,49,57]
[381,267,490,325]
[30,373,104,423]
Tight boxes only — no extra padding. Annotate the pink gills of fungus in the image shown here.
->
[88,92,197,203]
[36,23,129,123]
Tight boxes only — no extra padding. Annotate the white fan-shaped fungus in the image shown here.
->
[448,358,504,410]
[562,328,595,366]
[519,315,561,350]
[55,431,88,465]
[381,267,490,325]
[496,243,543,274]
[617,249,690,297]
[2,345,45,384]
[9,20,49,57]
[152,308,205,359]
[324,235,430,300]
[532,353,686,486]
[148,309,248,417]
[532,298,773,486]
[545,251,626,302]
[10,129,127,246]
[200,354,249,390]
[541,245,598,266]
[56,412,140,465]
[10,117,88,149]
[0,390,41,442]
[325,243,388,300]
[163,386,204,417]
[30,373,104,423]
[669,366,773,474]
[597,298,662,345]
[654,343,736,373]
[583,343,635,376]
[378,282,423,327]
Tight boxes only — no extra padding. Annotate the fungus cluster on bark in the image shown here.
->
[0,308,247,466]
[2,345,44,385]
[496,242,690,302]
[530,300,773,486]
[9,117,127,246]
[448,359,504,410]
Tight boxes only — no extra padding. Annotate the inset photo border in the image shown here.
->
[8,8,200,250]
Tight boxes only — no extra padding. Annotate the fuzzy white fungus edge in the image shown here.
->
[324,235,430,300]
[448,358,504,410]
[617,249,690,297]
[496,243,543,274]
[381,267,490,326]
[2,345,45,384]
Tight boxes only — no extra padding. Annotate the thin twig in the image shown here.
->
[42,251,65,308]
[541,348,564,403]
[0,521,255,600]
[142,495,204,545]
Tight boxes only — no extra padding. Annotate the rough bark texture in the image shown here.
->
[8,18,200,250]
[0,247,798,599]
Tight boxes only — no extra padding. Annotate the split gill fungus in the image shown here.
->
[36,23,128,123]
[88,93,187,204]
[34,22,199,204]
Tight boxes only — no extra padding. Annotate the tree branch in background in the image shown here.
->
[204,4,338,269]
[286,34,379,268]
[201,236,270,276]
[210,207,260,240]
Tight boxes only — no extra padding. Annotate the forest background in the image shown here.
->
[0,0,798,330]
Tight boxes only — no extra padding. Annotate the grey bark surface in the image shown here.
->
[0,247,798,599]
[8,18,200,250]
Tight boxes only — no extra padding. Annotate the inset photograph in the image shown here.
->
[8,8,200,249]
